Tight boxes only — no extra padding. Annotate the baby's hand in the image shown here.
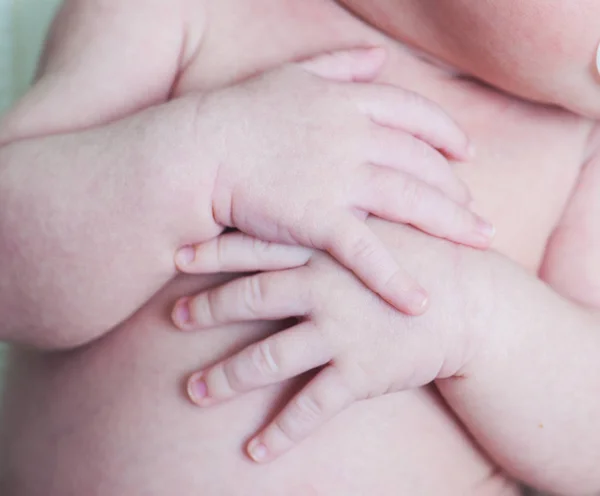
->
[185,48,493,314]
[173,236,474,463]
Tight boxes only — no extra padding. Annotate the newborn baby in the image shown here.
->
[1,0,599,495]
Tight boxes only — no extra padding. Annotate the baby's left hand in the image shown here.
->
[172,232,478,463]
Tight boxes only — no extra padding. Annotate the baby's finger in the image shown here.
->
[357,167,495,248]
[357,85,472,161]
[369,127,471,205]
[247,366,355,463]
[175,232,312,274]
[172,269,312,330]
[322,214,428,315]
[297,47,386,83]
[187,323,331,407]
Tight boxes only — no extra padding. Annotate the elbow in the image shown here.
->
[0,159,117,349]
[5,328,100,353]
[0,303,112,352]
[28,330,106,353]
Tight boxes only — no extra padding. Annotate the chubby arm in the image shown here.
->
[0,0,213,349]
[173,170,600,494]
[1,5,486,351]
[437,149,600,495]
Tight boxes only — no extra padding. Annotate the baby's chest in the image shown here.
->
[175,10,594,272]
[459,97,591,270]
[378,51,595,270]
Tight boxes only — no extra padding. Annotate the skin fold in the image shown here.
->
[1,0,600,494]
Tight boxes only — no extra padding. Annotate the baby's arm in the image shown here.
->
[174,158,600,494]
[1,4,489,350]
[0,0,212,349]
[436,148,600,495]
[1,0,492,351]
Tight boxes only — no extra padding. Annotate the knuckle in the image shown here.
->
[254,237,285,263]
[339,362,374,400]
[380,266,403,292]
[251,340,280,376]
[342,232,378,262]
[399,88,427,110]
[223,359,248,393]
[251,237,274,264]
[404,89,443,118]
[361,162,383,192]
[192,293,216,325]
[410,138,439,166]
[276,394,323,442]
[273,416,301,444]
[242,275,267,314]
[293,394,324,422]
[400,178,425,210]
[251,236,269,254]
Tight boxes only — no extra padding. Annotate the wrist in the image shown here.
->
[451,246,498,374]
[186,90,238,229]
[405,235,496,377]
[366,218,494,376]
[141,95,222,245]
[454,247,536,377]
[181,92,235,233]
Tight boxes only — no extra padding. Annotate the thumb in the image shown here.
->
[297,47,386,82]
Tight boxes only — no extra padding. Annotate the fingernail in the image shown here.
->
[187,374,208,404]
[408,288,429,314]
[476,216,496,240]
[176,246,196,267]
[173,298,192,329]
[248,438,269,463]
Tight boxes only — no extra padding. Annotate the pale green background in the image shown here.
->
[0,0,61,111]
[0,0,62,375]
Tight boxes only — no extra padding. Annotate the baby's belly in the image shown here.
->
[0,274,517,496]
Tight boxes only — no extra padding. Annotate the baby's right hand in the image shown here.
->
[187,48,493,315]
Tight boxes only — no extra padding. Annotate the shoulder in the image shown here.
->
[0,0,208,144]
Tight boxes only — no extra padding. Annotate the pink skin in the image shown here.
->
[340,0,600,117]
[200,48,493,316]
[171,232,468,463]
[170,194,600,494]
[0,46,492,349]
[170,1,600,486]
[3,0,600,493]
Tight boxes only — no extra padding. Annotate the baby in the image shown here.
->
[1,0,600,495]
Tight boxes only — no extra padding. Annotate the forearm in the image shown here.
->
[0,97,217,349]
[366,218,599,493]
[431,242,600,494]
